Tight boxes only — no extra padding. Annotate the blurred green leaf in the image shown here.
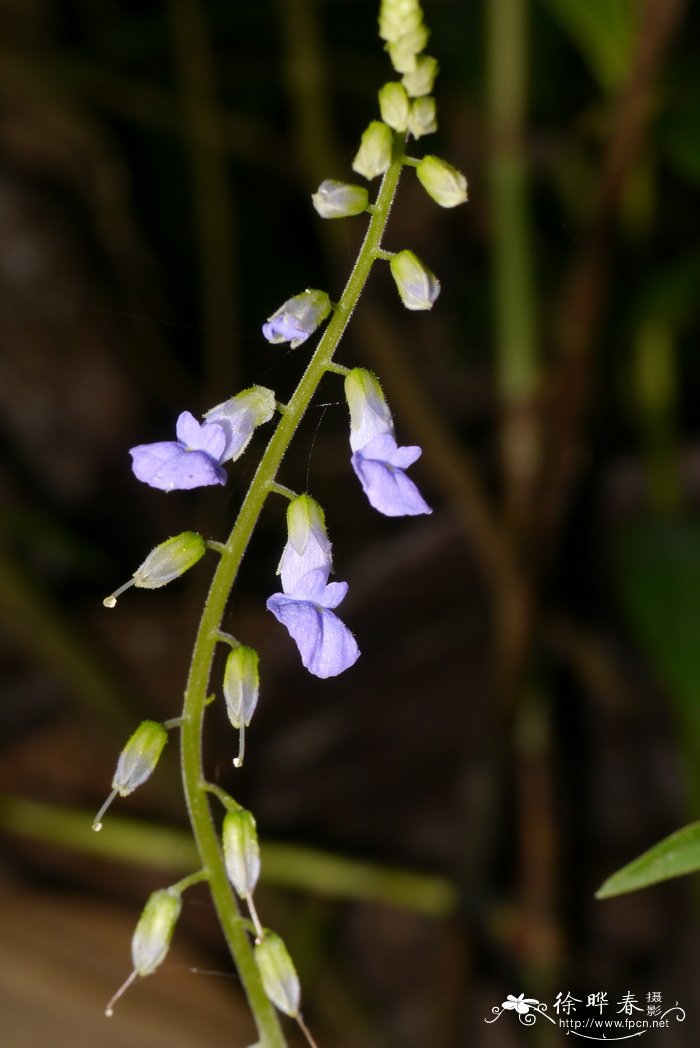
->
[596,821,700,897]
[541,0,636,90]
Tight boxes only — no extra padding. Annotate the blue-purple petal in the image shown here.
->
[351,449,431,516]
[130,441,227,491]
[266,592,359,678]
[175,411,227,459]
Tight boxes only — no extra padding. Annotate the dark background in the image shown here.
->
[1,1,699,1045]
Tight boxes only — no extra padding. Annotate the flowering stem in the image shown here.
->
[179,135,406,1047]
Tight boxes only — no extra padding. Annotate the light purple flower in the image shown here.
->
[277,495,333,594]
[344,368,431,517]
[351,433,431,516]
[130,411,227,491]
[204,386,275,463]
[262,289,331,349]
[266,568,359,679]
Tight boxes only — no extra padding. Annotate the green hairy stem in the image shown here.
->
[179,135,406,1046]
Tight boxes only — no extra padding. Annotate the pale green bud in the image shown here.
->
[402,54,438,97]
[379,0,424,43]
[378,82,411,133]
[387,26,429,74]
[132,888,182,976]
[93,720,168,830]
[223,646,259,729]
[254,933,301,1017]
[222,808,260,898]
[408,96,437,138]
[416,156,468,207]
[389,249,441,310]
[311,179,369,219]
[103,531,206,608]
[352,121,393,180]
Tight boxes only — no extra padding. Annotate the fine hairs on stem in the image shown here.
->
[100,2,466,1042]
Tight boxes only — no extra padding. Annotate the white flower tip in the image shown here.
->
[92,820,103,833]
[103,595,117,609]
[92,788,118,833]
[105,969,138,1017]
[233,756,243,768]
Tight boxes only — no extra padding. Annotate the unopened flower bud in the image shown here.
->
[379,0,424,44]
[311,179,368,219]
[105,886,182,1016]
[378,82,410,133]
[389,249,440,310]
[103,532,207,608]
[408,96,437,138]
[387,26,429,74]
[93,720,168,831]
[279,495,332,595]
[132,888,181,976]
[223,808,260,898]
[402,54,438,97]
[255,933,301,1017]
[262,289,331,349]
[223,645,259,767]
[352,121,393,181]
[416,156,468,207]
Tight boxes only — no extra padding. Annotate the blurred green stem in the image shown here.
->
[633,318,682,515]
[487,0,539,524]
[169,0,239,399]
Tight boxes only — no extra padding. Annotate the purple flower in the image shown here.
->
[262,289,331,349]
[130,411,227,491]
[344,368,431,517]
[266,568,359,679]
[277,495,332,594]
[130,386,275,492]
[351,433,431,516]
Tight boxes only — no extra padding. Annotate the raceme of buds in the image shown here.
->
[92,720,168,830]
[254,933,301,1017]
[389,249,440,310]
[352,121,393,180]
[408,96,437,138]
[222,808,260,898]
[103,532,207,608]
[262,289,331,349]
[378,82,410,133]
[416,155,468,208]
[311,179,368,219]
[402,54,438,97]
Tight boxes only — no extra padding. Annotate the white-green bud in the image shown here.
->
[407,96,437,138]
[402,54,438,97]
[103,531,207,608]
[222,808,260,898]
[379,0,424,44]
[378,82,411,133]
[387,25,429,74]
[203,386,276,463]
[254,933,301,1017]
[352,121,393,180]
[132,888,182,976]
[311,179,369,219]
[389,249,441,310]
[263,289,332,349]
[416,156,468,207]
[93,720,168,831]
[223,645,259,730]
